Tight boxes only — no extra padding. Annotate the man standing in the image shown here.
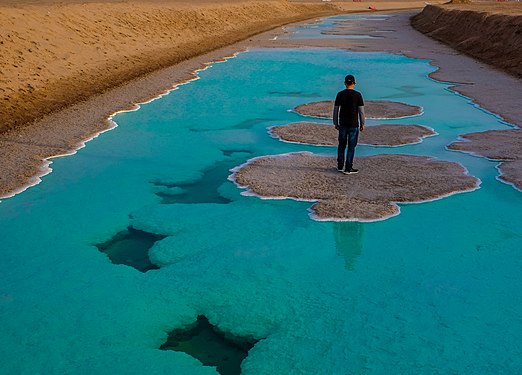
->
[333,74,365,174]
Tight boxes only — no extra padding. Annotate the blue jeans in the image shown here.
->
[337,127,359,170]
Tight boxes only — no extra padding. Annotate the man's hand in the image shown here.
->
[360,124,365,132]
[335,125,339,130]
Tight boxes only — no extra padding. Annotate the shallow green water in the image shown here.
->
[285,14,390,39]
[1,45,521,374]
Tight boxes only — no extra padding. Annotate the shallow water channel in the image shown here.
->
[1,17,522,374]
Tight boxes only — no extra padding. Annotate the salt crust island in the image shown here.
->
[235,98,475,221]
[448,129,522,191]
[270,122,436,147]
[232,152,480,222]
[293,99,423,119]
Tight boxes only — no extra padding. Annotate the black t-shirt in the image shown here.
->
[334,89,364,128]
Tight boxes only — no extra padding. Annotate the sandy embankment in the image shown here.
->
[0,0,336,197]
[411,4,522,79]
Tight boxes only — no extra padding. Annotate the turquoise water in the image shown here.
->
[1,46,522,374]
[285,15,389,39]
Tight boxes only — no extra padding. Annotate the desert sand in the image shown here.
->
[0,0,334,135]
[270,122,436,146]
[232,152,479,221]
[294,100,422,119]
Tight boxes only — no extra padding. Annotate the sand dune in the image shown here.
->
[0,0,335,134]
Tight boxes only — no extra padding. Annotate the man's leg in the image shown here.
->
[345,127,360,170]
[337,127,348,170]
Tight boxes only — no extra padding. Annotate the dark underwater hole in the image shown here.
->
[95,227,166,272]
[160,315,260,375]
[222,149,252,157]
[152,153,251,204]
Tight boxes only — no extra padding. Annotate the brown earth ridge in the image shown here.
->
[411,4,522,79]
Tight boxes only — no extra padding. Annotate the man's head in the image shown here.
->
[344,74,356,88]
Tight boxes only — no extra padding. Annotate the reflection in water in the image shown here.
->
[333,222,364,271]
[223,149,252,157]
[268,91,321,98]
[231,118,277,129]
[189,118,276,131]
[382,85,424,99]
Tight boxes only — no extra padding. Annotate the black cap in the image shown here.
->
[344,74,356,84]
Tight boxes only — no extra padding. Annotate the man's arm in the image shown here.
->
[333,106,340,130]
[358,106,365,131]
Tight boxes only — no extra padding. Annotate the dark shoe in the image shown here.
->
[343,168,359,174]
[337,167,344,172]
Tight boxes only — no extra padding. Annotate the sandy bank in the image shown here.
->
[411,4,522,79]
[232,152,479,221]
[271,122,436,146]
[0,0,334,135]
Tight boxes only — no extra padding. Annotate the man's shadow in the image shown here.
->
[333,222,364,271]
